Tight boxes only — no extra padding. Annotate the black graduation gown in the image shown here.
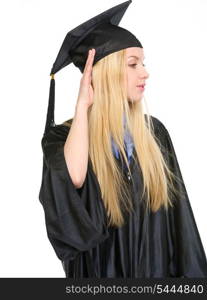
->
[38,115,207,278]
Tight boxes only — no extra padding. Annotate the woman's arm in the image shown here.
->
[63,48,95,189]
[64,103,89,189]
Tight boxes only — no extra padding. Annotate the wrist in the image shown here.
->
[75,102,89,114]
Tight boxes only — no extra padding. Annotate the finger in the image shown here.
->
[82,50,91,74]
[83,49,95,80]
[83,49,94,74]
[85,49,95,76]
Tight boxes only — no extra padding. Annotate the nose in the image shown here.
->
[139,67,149,80]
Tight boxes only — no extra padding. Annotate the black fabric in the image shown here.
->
[44,77,55,133]
[50,0,142,75]
[38,115,207,278]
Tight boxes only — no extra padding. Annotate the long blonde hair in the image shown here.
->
[64,48,183,228]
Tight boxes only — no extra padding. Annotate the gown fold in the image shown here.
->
[157,120,207,277]
[39,125,110,262]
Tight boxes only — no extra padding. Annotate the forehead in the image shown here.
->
[126,47,145,59]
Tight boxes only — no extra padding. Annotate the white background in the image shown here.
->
[0,0,206,277]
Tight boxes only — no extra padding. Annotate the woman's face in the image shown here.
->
[125,47,149,103]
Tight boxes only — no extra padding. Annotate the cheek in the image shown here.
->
[127,79,136,93]
[127,71,133,88]
[127,70,137,84]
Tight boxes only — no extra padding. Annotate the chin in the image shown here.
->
[128,97,142,103]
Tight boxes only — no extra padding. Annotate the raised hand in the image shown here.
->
[76,48,96,109]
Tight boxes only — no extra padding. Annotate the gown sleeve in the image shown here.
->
[154,117,207,277]
[38,124,109,262]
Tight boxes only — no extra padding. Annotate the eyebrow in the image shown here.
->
[128,55,145,60]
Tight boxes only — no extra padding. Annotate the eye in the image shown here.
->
[129,63,146,68]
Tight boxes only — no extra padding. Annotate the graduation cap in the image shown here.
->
[44,0,143,134]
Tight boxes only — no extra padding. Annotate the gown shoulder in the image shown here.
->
[39,121,110,262]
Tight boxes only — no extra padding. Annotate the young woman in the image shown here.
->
[39,1,207,278]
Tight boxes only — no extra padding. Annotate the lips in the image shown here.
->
[136,84,145,92]
[137,84,145,88]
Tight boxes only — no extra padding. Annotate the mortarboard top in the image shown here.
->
[44,0,143,135]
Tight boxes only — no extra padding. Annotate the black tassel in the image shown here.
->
[44,74,55,135]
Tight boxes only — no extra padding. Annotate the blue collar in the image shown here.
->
[110,113,134,162]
